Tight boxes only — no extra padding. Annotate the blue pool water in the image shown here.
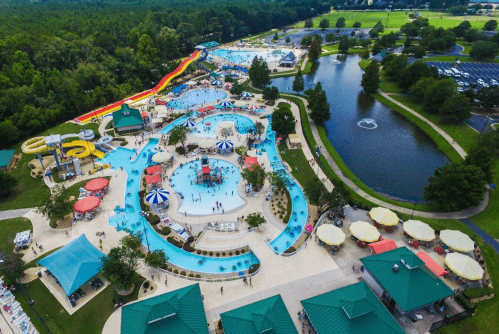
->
[211,49,286,65]
[167,89,227,110]
[99,140,258,274]
[160,114,192,134]
[193,114,255,137]
[170,159,245,215]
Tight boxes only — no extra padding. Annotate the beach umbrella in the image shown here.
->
[317,224,345,246]
[85,178,109,192]
[369,207,399,226]
[224,82,233,89]
[219,121,233,129]
[445,253,483,280]
[305,224,313,232]
[212,80,223,86]
[181,120,196,129]
[248,105,259,111]
[186,80,197,86]
[198,139,215,149]
[234,102,247,108]
[152,152,171,163]
[218,101,233,108]
[199,79,210,85]
[440,230,475,252]
[241,92,252,98]
[403,220,435,241]
[216,140,234,150]
[146,188,170,205]
[349,221,380,243]
[74,196,101,213]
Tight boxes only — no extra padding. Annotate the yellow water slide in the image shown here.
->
[21,137,105,159]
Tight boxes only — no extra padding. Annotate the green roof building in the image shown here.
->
[221,294,298,334]
[112,103,144,133]
[0,150,15,170]
[301,282,404,334]
[121,283,209,334]
[360,247,454,314]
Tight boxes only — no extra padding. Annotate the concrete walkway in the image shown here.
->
[0,208,33,221]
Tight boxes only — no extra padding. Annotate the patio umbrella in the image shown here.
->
[85,178,109,192]
[234,101,247,108]
[224,82,233,89]
[198,139,215,149]
[241,92,252,98]
[445,253,484,280]
[212,80,223,86]
[305,224,313,232]
[440,230,475,252]
[403,220,435,241]
[218,101,233,108]
[181,120,196,129]
[151,118,163,124]
[152,152,171,163]
[186,80,197,86]
[216,140,234,150]
[369,207,399,226]
[74,196,101,213]
[219,121,233,129]
[199,79,210,85]
[248,104,259,111]
[349,221,380,243]
[146,188,170,205]
[316,224,345,246]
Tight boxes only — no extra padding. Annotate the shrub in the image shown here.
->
[188,274,194,277]
[49,220,57,228]
[176,146,186,155]
[284,246,296,254]
[222,252,226,256]
[235,250,240,255]
[456,294,475,311]
[229,252,233,256]
[195,274,201,278]
[143,281,150,289]
[216,252,220,257]
[203,251,208,255]
[248,263,260,274]
[37,170,42,175]
[209,252,213,256]
[463,287,494,299]
[28,163,35,169]
[161,226,171,235]
[168,268,173,272]
[197,250,202,254]
[149,215,160,225]
[180,271,186,276]
[187,236,195,243]
[120,141,128,146]
[241,250,245,254]
[36,175,43,179]
[173,269,179,274]
[183,242,195,252]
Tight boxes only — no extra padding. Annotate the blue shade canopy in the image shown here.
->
[216,140,234,149]
[37,235,106,296]
[146,188,170,204]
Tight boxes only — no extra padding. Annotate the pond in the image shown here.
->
[271,55,449,202]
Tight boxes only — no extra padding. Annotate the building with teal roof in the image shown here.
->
[0,149,15,170]
[121,283,209,334]
[360,247,454,314]
[112,103,144,133]
[221,294,298,334]
[301,282,404,334]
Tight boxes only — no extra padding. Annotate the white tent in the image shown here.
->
[13,230,31,248]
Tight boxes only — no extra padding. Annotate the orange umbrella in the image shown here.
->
[74,196,101,213]
[84,178,109,192]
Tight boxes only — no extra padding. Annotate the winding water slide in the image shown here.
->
[74,50,202,124]
[21,137,105,159]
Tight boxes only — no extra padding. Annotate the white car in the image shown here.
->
[463,72,469,78]
[457,87,464,92]
[457,81,464,86]
[483,82,490,87]
[478,78,485,84]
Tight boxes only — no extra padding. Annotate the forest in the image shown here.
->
[0,0,330,148]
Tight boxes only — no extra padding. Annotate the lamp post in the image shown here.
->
[139,211,150,251]
[411,203,417,219]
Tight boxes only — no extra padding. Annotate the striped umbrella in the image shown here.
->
[224,82,233,89]
[218,101,233,108]
[181,120,196,129]
[216,140,234,150]
[212,80,223,86]
[146,188,170,204]
[152,152,171,163]
[248,105,259,111]
[241,92,252,98]
[199,79,210,85]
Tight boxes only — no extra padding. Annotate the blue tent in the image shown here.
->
[171,84,187,95]
[37,235,106,296]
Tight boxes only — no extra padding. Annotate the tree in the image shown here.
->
[120,234,142,251]
[423,78,456,114]
[304,19,314,29]
[361,60,380,93]
[464,29,480,43]
[383,55,408,80]
[369,29,379,38]
[285,37,291,43]
[292,69,304,94]
[0,120,19,147]
[484,20,498,31]
[267,170,286,192]
[319,19,330,30]
[309,39,322,63]
[273,32,279,40]
[144,249,167,268]
[230,80,243,95]
[440,95,472,121]
[100,245,141,291]
[249,56,261,86]
[374,21,384,32]
[37,185,73,223]
[300,35,313,47]
[271,103,295,135]
[380,32,397,48]
[476,87,499,113]
[399,61,437,91]
[336,17,346,28]
[423,163,487,211]
[0,172,18,198]
[353,22,361,28]
[305,82,330,126]
[245,212,266,228]
[304,178,348,213]
[168,125,189,148]
[362,50,370,59]
[372,41,382,55]
[235,145,248,157]
[262,86,280,101]
[470,42,499,59]
[241,164,267,188]
[409,77,437,103]
[465,145,495,183]
[338,36,349,55]
[0,252,25,284]
[401,23,419,37]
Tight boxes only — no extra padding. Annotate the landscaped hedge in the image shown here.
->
[161,227,171,235]
[283,246,296,254]
[248,263,260,274]
[463,287,494,299]
[167,236,182,248]
[455,294,476,311]
[149,215,160,225]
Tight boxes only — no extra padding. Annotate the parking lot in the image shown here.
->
[426,61,499,90]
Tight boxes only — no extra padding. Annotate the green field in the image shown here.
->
[456,40,473,55]
[0,217,32,253]
[295,10,493,30]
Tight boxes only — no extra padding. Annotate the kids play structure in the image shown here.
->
[74,48,207,123]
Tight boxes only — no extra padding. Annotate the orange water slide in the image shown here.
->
[74,50,201,123]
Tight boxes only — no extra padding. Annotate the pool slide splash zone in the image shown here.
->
[74,50,201,123]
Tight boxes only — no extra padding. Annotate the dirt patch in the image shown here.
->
[18,267,40,284]
[117,285,135,296]
[269,190,289,224]
[52,213,74,229]
[29,156,55,179]
[138,280,158,299]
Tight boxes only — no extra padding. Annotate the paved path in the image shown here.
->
[460,218,499,255]
[0,208,33,221]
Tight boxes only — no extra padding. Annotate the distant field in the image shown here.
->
[294,10,495,30]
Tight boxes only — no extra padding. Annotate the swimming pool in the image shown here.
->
[193,114,255,138]
[99,141,258,274]
[168,89,227,110]
[170,159,245,215]
[211,49,286,65]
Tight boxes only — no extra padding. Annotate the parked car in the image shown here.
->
[470,82,478,88]
[483,82,490,87]
[457,81,464,86]
[463,72,469,78]
[477,78,485,84]
[464,82,470,87]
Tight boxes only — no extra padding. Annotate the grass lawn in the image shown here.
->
[0,217,32,253]
[14,275,145,334]
[388,95,479,153]
[302,59,315,74]
[379,72,404,94]
[201,61,217,71]
[423,56,499,63]
[469,162,499,238]
[358,59,371,70]
[323,44,338,52]
[456,40,473,55]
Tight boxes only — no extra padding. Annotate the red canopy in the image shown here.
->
[74,196,101,213]
[145,174,162,186]
[197,106,215,113]
[145,165,162,175]
[244,156,259,171]
[141,111,149,119]
[84,178,109,192]
[202,166,211,174]
[416,251,449,277]
[369,239,397,254]
[155,99,167,105]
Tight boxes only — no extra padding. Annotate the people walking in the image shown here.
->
[220,287,223,294]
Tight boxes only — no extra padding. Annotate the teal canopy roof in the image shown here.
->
[37,234,105,296]
[0,150,15,168]
[113,104,143,129]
